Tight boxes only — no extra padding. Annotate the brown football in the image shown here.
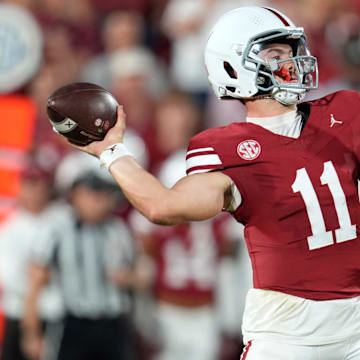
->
[46,82,119,146]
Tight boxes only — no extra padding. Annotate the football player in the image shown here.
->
[72,6,360,360]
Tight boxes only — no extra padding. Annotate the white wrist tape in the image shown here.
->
[100,143,133,170]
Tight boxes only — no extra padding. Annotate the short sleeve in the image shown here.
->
[186,131,243,210]
[186,133,223,175]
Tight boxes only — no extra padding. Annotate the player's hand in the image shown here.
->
[69,106,127,158]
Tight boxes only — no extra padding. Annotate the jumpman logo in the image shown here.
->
[108,145,118,153]
[330,114,343,127]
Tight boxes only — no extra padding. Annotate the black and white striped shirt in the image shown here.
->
[31,203,134,319]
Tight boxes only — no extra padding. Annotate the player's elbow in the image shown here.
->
[147,208,174,225]
[147,203,182,226]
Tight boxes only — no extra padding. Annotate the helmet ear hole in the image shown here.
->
[223,62,237,79]
[226,86,236,93]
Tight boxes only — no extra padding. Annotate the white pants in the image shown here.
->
[154,302,219,360]
[241,336,360,360]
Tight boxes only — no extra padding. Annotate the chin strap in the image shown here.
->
[248,93,273,101]
[272,87,306,105]
[239,88,305,106]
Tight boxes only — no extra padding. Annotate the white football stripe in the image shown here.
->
[49,117,78,133]
[186,154,222,171]
[186,147,215,156]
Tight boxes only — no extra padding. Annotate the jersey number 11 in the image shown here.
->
[292,160,356,250]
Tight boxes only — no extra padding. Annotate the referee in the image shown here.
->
[21,169,141,360]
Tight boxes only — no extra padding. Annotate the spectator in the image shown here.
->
[145,89,200,173]
[273,0,347,99]
[161,0,267,107]
[35,0,97,55]
[0,160,63,360]
[81,10,167,94]
[53,130,148,219]
[21,156,145,360]
[80,10,144,88]
[130,149,239,360]
[324,0,360,91]
[89,0,152,20]
[204,93,248,129]
[109,46,167,103]
[107,48,168,149]
[26,65,73,169]
[42,25,85,85]
[216,219,253,360]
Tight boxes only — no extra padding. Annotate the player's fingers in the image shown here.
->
[67,140,97,157]
[67,141,84,151]
[67,141,87,152]
[116,106,126,127]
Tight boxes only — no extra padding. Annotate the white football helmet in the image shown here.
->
[205,6,318,105]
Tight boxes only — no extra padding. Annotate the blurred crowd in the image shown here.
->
[0,0,359,359]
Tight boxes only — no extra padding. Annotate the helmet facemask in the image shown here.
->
[243,29,319,105]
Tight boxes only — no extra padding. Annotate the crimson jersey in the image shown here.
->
[146,217,228,302]
[186,90,360,301]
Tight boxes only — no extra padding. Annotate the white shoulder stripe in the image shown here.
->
[186,147,215,156]
[186,154,222,171]
[187,168,212,175]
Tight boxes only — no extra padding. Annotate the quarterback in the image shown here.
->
[73,6,360,360]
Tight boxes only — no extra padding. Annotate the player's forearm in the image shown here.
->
[109,156,186,225]
[109,156,226,225]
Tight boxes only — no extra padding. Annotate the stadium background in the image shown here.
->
[0,0,359,358]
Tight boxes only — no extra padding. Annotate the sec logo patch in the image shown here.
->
[237,140,261,160]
